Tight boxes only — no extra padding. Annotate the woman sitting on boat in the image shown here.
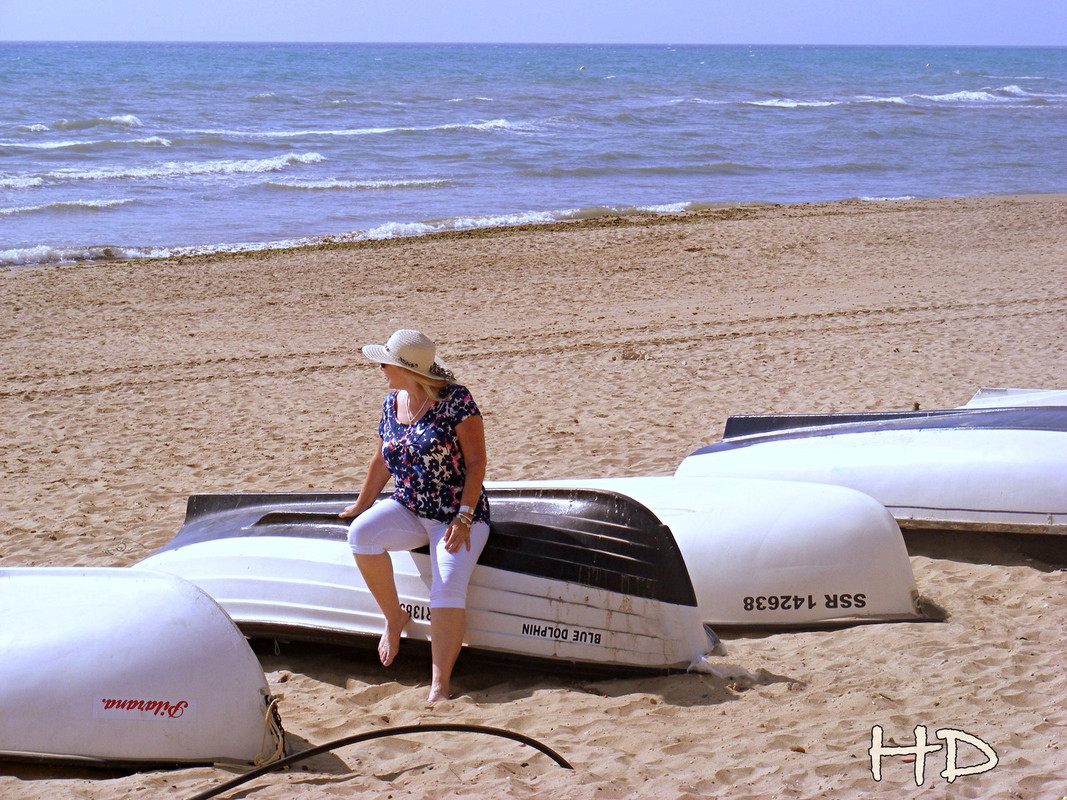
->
[340,329,490,703]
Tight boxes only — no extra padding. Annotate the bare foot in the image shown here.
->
[426,683,452,703]
[379,610,410,667]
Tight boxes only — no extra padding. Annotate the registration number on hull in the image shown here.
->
[743,593,867,612]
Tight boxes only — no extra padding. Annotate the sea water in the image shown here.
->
[1,43,1064,267]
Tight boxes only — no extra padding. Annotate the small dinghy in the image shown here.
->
[136,478,926,656]
[0,568,284,767]
[137,487,720,673]
[677,391,1067,537]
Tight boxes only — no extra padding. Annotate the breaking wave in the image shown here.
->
[0,198,134,217]
[190,118,535,140]
[0,136,172,152]
[43,152,324,182]
[267,178,450,191]
[1,202,709,269]
[52,114,144,130]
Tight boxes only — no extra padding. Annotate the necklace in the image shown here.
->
[404,390,429,424]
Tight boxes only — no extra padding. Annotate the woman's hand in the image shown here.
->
[340,441,390,519]
[444,517,472,553]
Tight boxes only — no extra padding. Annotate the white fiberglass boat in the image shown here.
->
[489,478,925,629]
[0,568,284,767]
[136,478,927,664]
[137,486,720,673]
[677,389,1067,537]
[959,386,1067,409]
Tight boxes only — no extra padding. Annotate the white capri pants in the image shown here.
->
[347,498,490,608]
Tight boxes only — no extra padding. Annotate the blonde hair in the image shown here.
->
[407,369,451,402]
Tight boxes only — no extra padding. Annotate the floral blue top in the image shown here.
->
[379,384,490,524]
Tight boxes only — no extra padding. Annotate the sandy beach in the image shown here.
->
[2,194,1065,798]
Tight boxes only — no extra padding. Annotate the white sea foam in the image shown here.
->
[638,201,693,214]
[362,221,438,239]
[440,209,561,229]
[193,126,394,138]
[748,98,839,108]
[670,97,728,105]
[918,90,1002,103]
[1,139,91,150]
[446,119,529,132]
[360,205,698,241]
[47,152,325,182]
[269,178,449,190]
[0,199,134,217]
[0,176,45,189]
[1,245,56,267]
[857,95,908,105]
[0,136,171,151]
[361,210,561,241]
[192,118,533,140]
[328,98,407,108]
[53,114,144,130]
[1,201,738,269]
[0,244,157,267]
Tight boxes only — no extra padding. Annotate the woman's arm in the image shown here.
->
[339,440,391,519]
[455,414,487,509]
[444,414,487,552]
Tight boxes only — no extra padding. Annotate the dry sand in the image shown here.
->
[2,195,1065,798]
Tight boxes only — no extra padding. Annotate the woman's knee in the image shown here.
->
[348,515,385,554]
[347,500,426,554]
[429,586,468,608]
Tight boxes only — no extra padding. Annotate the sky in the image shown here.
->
[0,0,1064,46]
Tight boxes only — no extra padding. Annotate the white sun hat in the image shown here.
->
[362,329,455,382]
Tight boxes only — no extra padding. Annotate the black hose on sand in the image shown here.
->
[187,723,573,800]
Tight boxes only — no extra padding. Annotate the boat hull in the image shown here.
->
[0,568,282,767]
[961,387,1067,408]
[490,477,923,628]
[137,478,925,653]
[678,406,1067,536]
[137,487,719,672]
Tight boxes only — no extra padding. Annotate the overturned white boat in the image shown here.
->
[0,568,284,767]
[137,487,720,673]
[959,386,1067,409]
[677,391,1067,537]
[489,478,925,629]
[136,479,926,660]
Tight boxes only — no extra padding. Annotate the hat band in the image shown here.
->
[429,362,455,381]
[385,344,424,372]
[381,341,454,382]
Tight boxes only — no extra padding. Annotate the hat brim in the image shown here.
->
[361,343,393,366]
[361,344,454,382]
